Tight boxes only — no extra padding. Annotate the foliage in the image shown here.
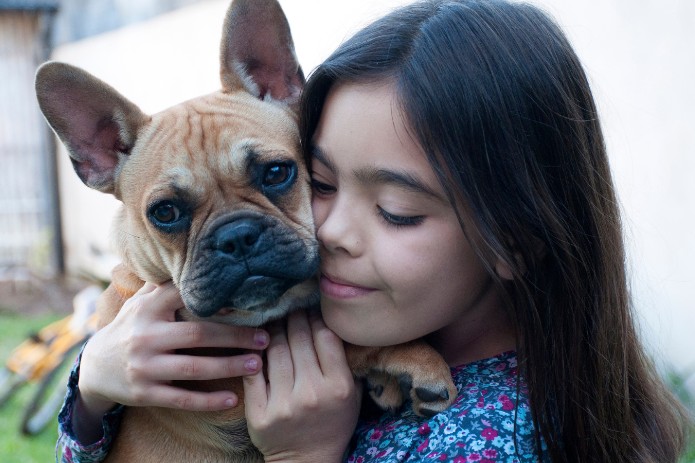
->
[665,366,695,463]
[0,312,65,463]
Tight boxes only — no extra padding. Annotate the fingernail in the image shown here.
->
[224,397,236,408]
[254,331,269,347]
[245,358,259,371]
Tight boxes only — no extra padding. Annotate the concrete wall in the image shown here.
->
[51,0,695,381]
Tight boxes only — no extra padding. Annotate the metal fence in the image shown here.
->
[0,10,59,276]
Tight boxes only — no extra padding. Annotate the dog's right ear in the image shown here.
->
[219,0,304,108]
[35,62,150,195]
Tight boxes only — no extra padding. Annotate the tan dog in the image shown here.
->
[36,0,456,461]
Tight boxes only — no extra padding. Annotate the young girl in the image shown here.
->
[58,0,690,462]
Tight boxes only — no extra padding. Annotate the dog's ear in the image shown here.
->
[219,0,304,107]
[35,62,149,194]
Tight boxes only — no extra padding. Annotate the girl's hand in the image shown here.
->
[244,310,361,463]
[75,281,269,442]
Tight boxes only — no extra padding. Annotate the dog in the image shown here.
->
[36,0,457,461]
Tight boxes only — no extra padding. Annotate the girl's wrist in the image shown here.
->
[76,388,118,416]
[71,388,118,444]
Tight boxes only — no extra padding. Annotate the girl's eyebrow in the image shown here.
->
[311,145,337,174]
[311,144,443,201]
[354,166,443,200]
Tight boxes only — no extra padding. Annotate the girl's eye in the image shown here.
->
[310,178,336,195]
[377,206,425,228]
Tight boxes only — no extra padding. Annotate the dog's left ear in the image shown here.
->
[219,0,304,108]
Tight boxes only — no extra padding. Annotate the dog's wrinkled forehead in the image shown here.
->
[118,91,304,206]
[217,138,296,182]
[144,141,297,199]
[146,166,200,204]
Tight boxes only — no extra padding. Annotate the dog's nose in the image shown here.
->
[214,219,263,258]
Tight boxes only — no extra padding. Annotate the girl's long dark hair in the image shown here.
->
[300,1,689,461]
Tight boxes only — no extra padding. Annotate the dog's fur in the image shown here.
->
[36,1,456,461]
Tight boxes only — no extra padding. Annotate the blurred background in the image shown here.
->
[0,0,693,461]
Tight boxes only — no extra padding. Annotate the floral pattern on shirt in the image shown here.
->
[346,351,548,462]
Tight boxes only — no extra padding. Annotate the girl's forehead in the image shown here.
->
[314,83,424,166]
[312,82,451,203]
[315,82,414,155]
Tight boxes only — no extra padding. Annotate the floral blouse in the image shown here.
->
[57,350,547,462]
[345,351,547,462]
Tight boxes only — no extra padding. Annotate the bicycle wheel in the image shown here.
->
[20,341,85,436]
[0,367,27,409]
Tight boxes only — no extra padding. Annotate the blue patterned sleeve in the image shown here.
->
[55,346,124,463]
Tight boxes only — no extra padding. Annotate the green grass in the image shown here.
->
[671,368,695,463]
[0,311,67,463]
[683,444,695,463]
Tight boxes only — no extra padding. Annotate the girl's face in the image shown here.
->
[310,82,515,365]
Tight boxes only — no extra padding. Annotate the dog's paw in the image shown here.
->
[364,368,456,417]
[399,372,457,418]
[346,342,457,417]
[364,371,404,413]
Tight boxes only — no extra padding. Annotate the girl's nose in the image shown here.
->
[315,198,363,257]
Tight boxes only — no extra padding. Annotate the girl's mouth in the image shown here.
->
[319,273,376,299]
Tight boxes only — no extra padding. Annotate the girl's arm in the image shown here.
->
[58,282,269,460]
[57,349,124,463]
[244,310,361,463]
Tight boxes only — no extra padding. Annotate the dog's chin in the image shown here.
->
[194,283,320,327]
[206,305,288,327]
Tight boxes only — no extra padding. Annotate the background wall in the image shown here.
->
[51,0,695,383]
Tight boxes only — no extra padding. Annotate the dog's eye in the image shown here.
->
[147,200,190,234]
[150,201,180,224]
[263,162,295,188]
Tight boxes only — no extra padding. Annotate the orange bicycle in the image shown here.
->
[0,285,101,435]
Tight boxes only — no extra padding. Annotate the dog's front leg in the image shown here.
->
[345,342,457,417]
[95,264,145,329]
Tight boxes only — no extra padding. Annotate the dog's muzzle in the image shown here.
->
[182,214,318,318]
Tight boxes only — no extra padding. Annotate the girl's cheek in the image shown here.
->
[311,197,326,228]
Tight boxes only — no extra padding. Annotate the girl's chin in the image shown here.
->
[321,308,370,344]
[320,307,408,347]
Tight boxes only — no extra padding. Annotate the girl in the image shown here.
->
[59,0,689,462]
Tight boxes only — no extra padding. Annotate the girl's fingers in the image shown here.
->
[142,282,186,320]
[151,321,269,351]
[141,385,240,411]
[117,281,184,324]
[143,353,264,382]
[125,282,271,352]
[265,323,294,393]
[286,310,320,374]
[308,313,348,377]
[133,281,157,296]
[242,368,269,419]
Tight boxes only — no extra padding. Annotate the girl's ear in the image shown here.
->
[495,258,516,281]
[494,235,546,280]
